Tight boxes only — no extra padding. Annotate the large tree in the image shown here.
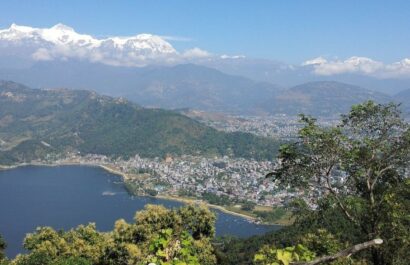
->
[10,204,217,265]
[269,101,410,265]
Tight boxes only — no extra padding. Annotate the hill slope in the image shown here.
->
[0,62,280,114]
[117,64,279,113]
[395,89,410,115]
[261,81,392,116]
[0,81,279,164]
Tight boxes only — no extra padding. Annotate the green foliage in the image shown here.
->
[254,244,315,265]
[52,257,92,265]
[253,207,287,223]
[147,229,200,265]
[12,253,92,265]
[378,179,410,265]
[0,234,6,261]
[299,229,343,256]
[7,204,216,265]
[216,102,410,265]
[145,189,158,196]
[270,101,410,265]
[177,204,216,239]
[252,229,369,265]
[22,223,110,264]
[201,192,232,206]
[241,201,257,211]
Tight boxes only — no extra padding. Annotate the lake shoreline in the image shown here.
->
[0,162,284,225]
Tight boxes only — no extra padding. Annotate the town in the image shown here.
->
[39,152,299,209]
[185,112,340,140]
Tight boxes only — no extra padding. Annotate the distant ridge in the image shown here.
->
[395,88,410,115]
[0,62,281,114]
[0,62,400,117]
[260,81,393,116]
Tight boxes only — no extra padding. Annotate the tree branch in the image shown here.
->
[372,164,394,190]
[291,238,383,265]
[324,172,360,228]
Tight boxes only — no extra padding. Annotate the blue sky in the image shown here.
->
[0,0,409,64]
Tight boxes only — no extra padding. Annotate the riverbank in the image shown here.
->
[155,195,257,222]
[0,162,290,225]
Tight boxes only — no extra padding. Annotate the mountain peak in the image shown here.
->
[0,23,183,66]
[51,23,74,31]
[135,33,155,39]
[7,23,34,33]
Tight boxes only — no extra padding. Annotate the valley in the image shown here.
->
[1,3,410,265]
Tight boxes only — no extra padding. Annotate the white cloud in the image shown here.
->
[384,58,410,77]
[220,54,246,59]
[182,47,211,58]
[303,56,410,78]
[302,56,327,66]
[32,48,53,61]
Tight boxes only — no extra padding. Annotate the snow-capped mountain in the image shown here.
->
[1,24,410,95]
[0,23,179,66]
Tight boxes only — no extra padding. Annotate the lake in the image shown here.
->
[0,165,280,258]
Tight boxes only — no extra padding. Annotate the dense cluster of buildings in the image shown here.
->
[198,114,339,140]
[50,153,297,206]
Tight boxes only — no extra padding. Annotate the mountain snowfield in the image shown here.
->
[0,23,203,66]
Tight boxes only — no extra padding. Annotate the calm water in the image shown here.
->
[0,165,279,258]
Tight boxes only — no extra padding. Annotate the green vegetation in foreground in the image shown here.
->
[0,81,280,165]
[216,101,410,265]
[0,235,5,261]
[0,204,217,265]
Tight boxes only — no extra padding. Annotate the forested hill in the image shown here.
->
[0,81,279,164]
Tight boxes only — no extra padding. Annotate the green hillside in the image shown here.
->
[0,81,279,164]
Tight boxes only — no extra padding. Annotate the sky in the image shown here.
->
[0,0,409,64]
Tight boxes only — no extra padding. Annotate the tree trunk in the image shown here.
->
[291,238,383,265]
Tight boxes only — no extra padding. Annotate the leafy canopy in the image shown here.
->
[5,204,217,265]
[268,101,410,265]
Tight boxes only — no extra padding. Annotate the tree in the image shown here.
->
[0,234,6,261]
[254,244,316,265]
[269,101,410,265]
[20,224,109,265]
[241,201,257,211]
[105,203,217,265]
[10,204,217,265]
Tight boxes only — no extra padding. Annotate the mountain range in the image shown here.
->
[1,23,410,97]
[0,61,406,116]
[0,23,177,67]
[0,24,408,117]
[0,81,279,164]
